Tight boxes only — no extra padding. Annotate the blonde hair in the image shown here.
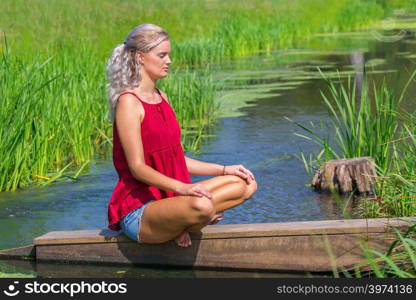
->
[106,24,169,120]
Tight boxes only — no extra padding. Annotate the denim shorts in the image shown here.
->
[120,201,153,243]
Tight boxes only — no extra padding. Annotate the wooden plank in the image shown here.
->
[33,217,416,245]
[34,229,130,245]
[200,217,416,238]
[35,232,397,272]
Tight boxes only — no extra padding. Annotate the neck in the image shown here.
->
[136,73,157,94]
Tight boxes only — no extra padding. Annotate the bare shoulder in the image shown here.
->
[115,93,144,120]
[158,89,169,103]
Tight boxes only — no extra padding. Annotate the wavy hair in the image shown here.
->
[106,24,169,120]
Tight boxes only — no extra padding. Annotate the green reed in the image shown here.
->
[158,67,218,153]
[291,70,416,217]
[0,49,107,191]
[340,221,416,278]
[0,47,216,191]
[0,0,399,65]
[364,108,416,218]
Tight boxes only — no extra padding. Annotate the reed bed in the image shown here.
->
[0,48,216,191]
[1,0,404,64]
[292,70,416,218]
[0,0,413,191]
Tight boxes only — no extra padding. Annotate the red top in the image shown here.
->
[107,90,191,231]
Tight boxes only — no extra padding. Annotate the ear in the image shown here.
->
[136,52,144,65]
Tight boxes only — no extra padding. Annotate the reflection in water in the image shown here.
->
[313,192,361,220]
[0,259,316,278]
[350,52,365,98]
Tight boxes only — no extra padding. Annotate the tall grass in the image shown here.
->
[291,70,416,217]
[338,221,416,278]
[159,67,218,153]
[293,70,416,277]
[0,47,216,191]
[0,0,413,191]
[0,0,400,64]
[0,47,108,191]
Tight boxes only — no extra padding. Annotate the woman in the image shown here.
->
[106,24,257,248]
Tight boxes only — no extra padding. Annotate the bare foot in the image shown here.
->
[174,230,192,247]
[209,212,223,225]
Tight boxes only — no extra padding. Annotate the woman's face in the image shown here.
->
[138,40,171,81]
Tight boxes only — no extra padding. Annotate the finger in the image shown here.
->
[191,188,213,201]
[241,167,252,177]
[193,191,204,198]
[195,185,213,200]
[239,166,250,175]
[248,170,255,180]
[242,168,254,182]
[207,192,214,200]
[236,169,249,178]
[192,189,207,198]
[200,189,214,200]
[236,170,250,183]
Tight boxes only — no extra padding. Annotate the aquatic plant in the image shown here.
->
[291,69,416,217]
[348,221,416,278]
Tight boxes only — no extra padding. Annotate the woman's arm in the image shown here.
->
[115,94,212,199]
[185,156,255,183]
[184,156,224,176]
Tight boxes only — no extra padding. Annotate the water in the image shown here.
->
[1,20,415,277]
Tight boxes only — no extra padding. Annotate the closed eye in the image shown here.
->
[158,52,170,58]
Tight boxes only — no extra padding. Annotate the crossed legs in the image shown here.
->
[139,175,257,244]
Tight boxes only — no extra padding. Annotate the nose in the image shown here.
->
[166,55,172,65]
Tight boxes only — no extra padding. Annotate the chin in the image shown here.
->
[152,74,167,81]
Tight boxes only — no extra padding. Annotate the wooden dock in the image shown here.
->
[1,217,415,272]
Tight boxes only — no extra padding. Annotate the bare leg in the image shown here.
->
[139,175,257,244]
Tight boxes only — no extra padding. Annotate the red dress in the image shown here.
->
[107,90,191,231]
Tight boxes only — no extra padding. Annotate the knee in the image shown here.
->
[229,175,258,200]
[189,196,215,222]
[244,178,257,199]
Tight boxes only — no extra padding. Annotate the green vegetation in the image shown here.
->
[0,52,216,190]
[334,221,416,278]
[0,0,413,191]
[0,262,36,278]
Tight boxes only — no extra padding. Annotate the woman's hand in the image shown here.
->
[224,164,255,184]
[176,183,214,200]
